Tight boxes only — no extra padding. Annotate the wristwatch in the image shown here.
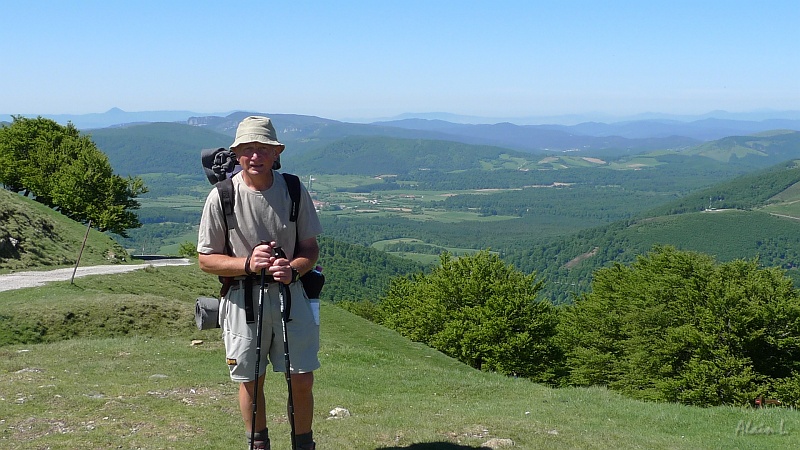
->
[244,253,255,276]
[290,267,301,283]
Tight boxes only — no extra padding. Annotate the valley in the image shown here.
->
[7,112,800,304]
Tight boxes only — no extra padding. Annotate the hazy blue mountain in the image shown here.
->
[188,112,701,154]
[359,109,800,126]
[6,108,800,139]
[7,109,799,160]
[81,116,800,178]
[377,117,800,142]
[372,119,701,152]
[5,108,228,129]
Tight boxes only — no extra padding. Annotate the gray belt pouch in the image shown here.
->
[195,297,221,330]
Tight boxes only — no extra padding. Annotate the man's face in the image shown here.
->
[233,142,282,176]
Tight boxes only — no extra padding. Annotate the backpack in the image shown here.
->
[195,148,324,330]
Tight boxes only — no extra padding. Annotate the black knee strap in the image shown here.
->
[244,277,255,323]
[283,284,293,322]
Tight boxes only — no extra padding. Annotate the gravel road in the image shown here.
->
[0,259,193,292]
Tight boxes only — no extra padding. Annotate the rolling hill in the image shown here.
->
[506,160,800,303]
[685,130,800,166]
[88,122,232,176]
[83,112,800,180]
[0,189,129,271]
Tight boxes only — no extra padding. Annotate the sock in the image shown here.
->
[296,431,314,448]
[246,429,269,444]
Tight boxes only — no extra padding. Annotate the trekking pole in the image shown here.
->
[250,242,269,450]
[273,246,297,450]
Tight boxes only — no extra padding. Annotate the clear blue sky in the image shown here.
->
[2,0,798,121]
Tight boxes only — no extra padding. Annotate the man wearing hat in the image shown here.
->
[198,116,323,449]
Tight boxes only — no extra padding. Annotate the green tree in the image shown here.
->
[378,250,561,382]
[0,116,146,235]
[558,246,800,406]
[178,241,197,258]
[0,115,75,195]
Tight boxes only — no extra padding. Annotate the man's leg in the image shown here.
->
[291,372,315,448]
[240,376,268,446]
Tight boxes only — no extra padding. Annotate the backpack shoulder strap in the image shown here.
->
[216,177,236,228]
[215,177,235,256]
[282,173,301,222]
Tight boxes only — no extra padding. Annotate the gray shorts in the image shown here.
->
[219,280,320,382]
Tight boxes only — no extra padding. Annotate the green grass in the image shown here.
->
[761,201,800,218]
[0,189,130,273]
[138,196,205,210]
[1,264,798,449]
[768,178,800,203]
[158,228,200,256]
[372,238,478,255]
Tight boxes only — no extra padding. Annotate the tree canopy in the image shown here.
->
[377,250,561,382]
[558,246,800,406]
[0,116,146,235]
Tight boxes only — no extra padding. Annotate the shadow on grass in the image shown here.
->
[378,443,490,450]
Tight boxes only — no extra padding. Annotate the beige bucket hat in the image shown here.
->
[230,116,285,152]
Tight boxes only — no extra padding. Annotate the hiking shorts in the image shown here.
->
[219,280,320,383]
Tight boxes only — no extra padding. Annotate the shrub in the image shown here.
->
[558,246,800,406]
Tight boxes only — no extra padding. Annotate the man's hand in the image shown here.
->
[252,241,294,284]
[246,241,273,275]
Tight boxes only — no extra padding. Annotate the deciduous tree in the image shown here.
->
[0,116,146,235]
[379,250,561,382]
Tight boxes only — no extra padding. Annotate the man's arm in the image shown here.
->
[289,236,321,276]
[198,252,249,277]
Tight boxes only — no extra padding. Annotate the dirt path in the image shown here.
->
[0,259,192,292]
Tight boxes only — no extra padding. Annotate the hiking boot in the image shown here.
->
[249,440,270,450]
[297,442,315,450]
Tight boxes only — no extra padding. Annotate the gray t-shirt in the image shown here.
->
[197,171,322,259]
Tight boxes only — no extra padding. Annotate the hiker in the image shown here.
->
[197,116,323,450]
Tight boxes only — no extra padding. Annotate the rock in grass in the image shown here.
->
[482,438,515,448]
[328,407,351,419]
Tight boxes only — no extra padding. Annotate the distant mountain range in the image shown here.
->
[6,108,800,157]
[87,117,800,179]
[5,107,800,132]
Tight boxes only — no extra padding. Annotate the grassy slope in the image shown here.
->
[0,188,130,273]
[687,130,800,164]
[1,265,798,449]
